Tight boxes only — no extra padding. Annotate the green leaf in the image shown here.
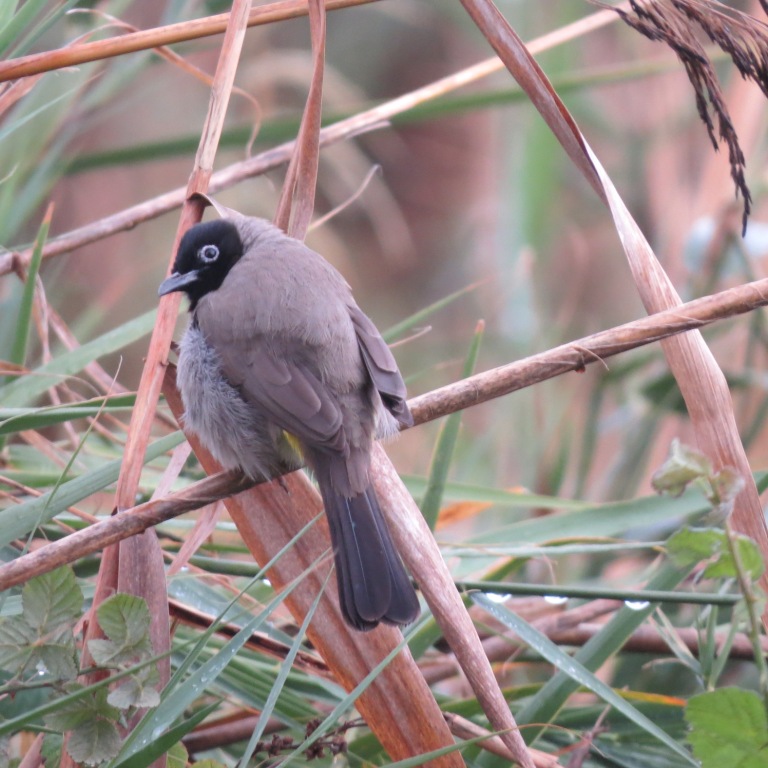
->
[668,528,765,580]
[0,0,45,55]
[239,572,330,765]
[8,207,49,370]
[116,702,219,768]
[652,439,712,497]
[33,628,79,679]
[0,620,36,669]
[382,282,481,343]
[114,560,316,764]
[686,688,768,768]
[167,742,189,768]
[88,594,153,666]
[107,667,161,710]
[23,565,82,630]
[0,567,81,679]
[67,713,122,766]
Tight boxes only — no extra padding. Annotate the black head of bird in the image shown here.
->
[158,219,244,309]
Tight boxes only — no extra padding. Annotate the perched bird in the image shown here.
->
[158,213,420,630]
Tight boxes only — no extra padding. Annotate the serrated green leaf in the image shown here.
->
[0,568,80,680]
[167,742,188,768]
[23,565,82,630]
[668,527,765,580]
[67,716,122,766]
[107,672,161,710]
[686,688,768,768]
[0,619,36,669]
[46,686,119,744]
[88,594,152,666]
[33,629,79,679]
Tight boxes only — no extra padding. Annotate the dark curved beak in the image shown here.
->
[158,270,200,297]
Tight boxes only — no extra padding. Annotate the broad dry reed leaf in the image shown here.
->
[274,0,326,238]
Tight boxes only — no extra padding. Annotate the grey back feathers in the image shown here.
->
[160,215,419,630]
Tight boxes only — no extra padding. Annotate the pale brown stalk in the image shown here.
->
[0,0,380,83]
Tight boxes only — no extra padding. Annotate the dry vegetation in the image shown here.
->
[2,1,768,767]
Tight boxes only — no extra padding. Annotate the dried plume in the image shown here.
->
[596,0,768,233]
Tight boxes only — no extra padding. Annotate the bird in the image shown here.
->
[158,212,420,631]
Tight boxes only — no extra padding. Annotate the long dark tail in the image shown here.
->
[313,465,420,631]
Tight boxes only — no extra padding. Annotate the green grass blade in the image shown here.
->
[237,572,330,767]
[0,431,184,550]
[0,0,45,55]
[4,0,81,58]
[473,592,697,764]
[112,565,318,765]
[116,701,218,768]
[513,563,692,743]
[403,475,590,511]
[279,620,421,764]
[0,2,19,36]
[0,308,159,407]
[470,491,714,544]
[8,207,50,369]
[420,321,484,529]
[0,394,136,436]
[382,282,483,343]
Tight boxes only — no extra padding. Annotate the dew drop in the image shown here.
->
[625,599,650,611]
[543,595,568,605]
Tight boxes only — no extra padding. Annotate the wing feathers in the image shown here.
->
[349,304,413,428]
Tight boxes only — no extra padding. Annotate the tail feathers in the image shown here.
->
[320,483,420,631]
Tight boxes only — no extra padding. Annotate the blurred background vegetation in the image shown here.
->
[2,1,768,766]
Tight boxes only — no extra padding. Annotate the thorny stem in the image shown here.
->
[723,521,768,707]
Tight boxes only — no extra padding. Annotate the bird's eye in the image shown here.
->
[198,244,219,263]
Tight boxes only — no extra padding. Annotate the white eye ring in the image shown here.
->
[198,244,219,263]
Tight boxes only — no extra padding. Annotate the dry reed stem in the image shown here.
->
[0,4,624,277]
[443,713,559,768]
[370,448,534,768]
[3,276,764,588]
[459,0,768,626]
[0,0,380,83]
[274,0,326,237]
